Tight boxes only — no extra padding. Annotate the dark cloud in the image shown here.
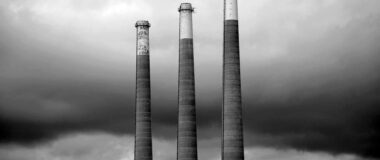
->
[0,81,135,143]
[0,0,379,159]
[239,6,380,157]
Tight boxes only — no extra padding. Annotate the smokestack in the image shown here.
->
[135,20,152,160]
[222,0,244,160]
[178,3,198,160]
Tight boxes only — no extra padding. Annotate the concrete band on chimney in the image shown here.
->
[135,20,153,160]
[223,0,244,160]
[178,3,198,160]
[225,0,238,20]
[136,21,150,56]
[179,3,194,39]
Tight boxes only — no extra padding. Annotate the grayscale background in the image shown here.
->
[1,0,379,160]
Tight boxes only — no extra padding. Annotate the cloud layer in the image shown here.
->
[0,133,374,160]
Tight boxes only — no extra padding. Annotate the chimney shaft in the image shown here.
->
[135,20,152,160]
[178,3,198,160]
[222,0,244,160]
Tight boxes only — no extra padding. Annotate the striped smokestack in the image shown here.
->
[135,20,152,160]
[222,0,244,160]
[177,3,198,160]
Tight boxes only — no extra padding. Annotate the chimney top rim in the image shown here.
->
[178,3,194,12]
[135,20,150,28]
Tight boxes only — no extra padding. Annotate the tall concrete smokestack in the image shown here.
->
[222,0,244,160]
[135,20,152,160]
[178,3,198,160]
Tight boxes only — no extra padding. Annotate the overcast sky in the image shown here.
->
[1,0,380,160]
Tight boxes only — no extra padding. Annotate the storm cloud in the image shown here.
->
[0,0,379,159]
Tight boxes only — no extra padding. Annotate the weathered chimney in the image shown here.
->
[135,20,152,160]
